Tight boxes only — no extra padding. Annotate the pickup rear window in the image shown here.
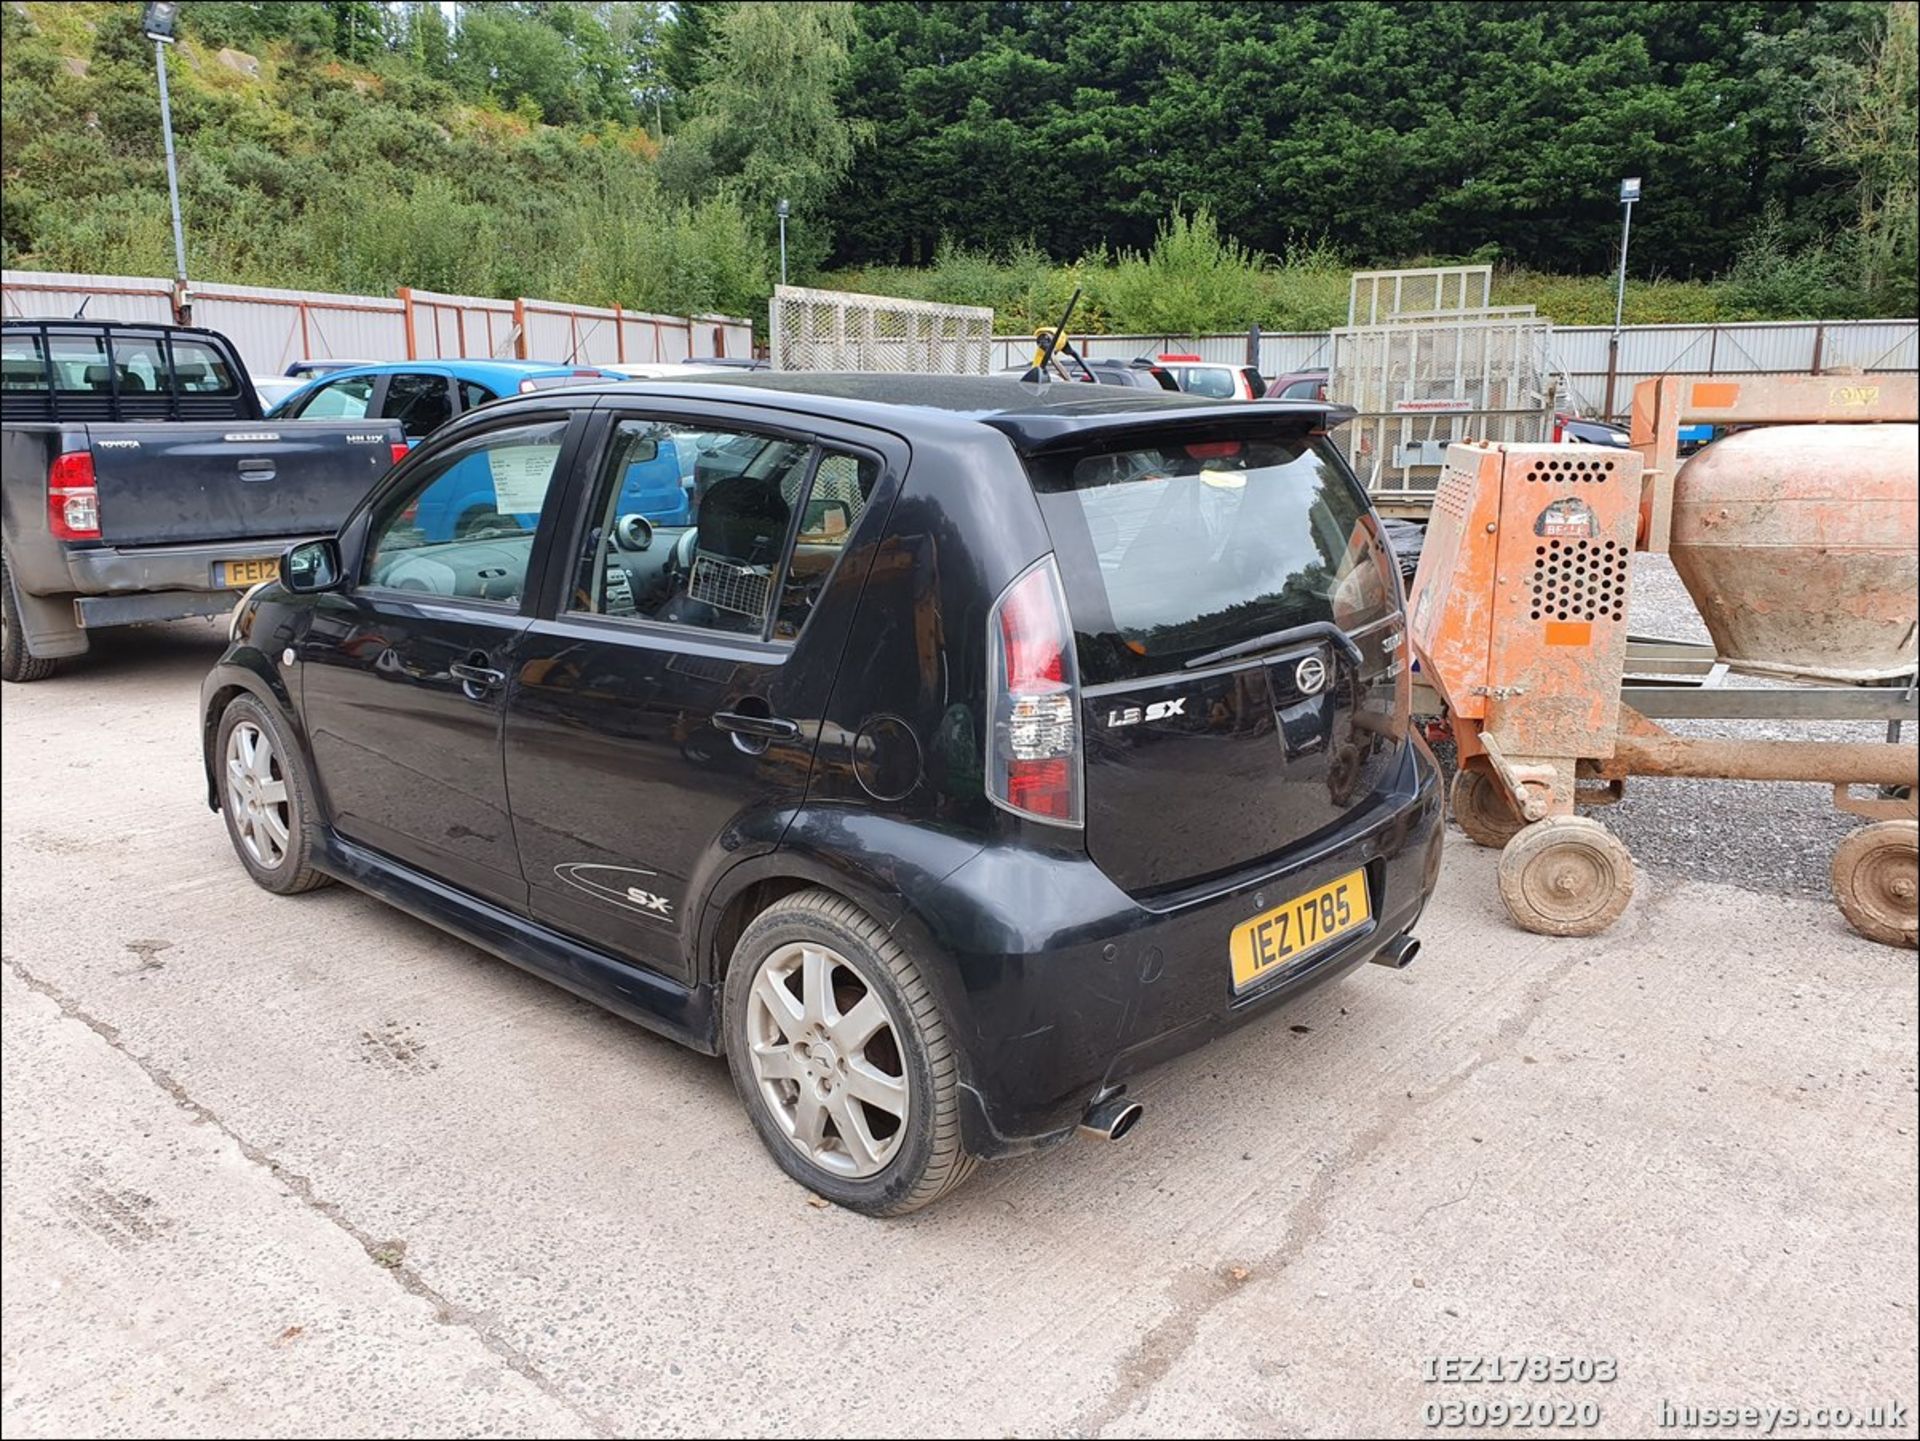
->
[0,329,238,396]
[1028,432,1397,685]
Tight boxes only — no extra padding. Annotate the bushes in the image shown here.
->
[1,1,770,322]
[826,218,1352,337]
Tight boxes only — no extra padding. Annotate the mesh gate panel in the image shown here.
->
[769,285,994,374]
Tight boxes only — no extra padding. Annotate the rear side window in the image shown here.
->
[1244,369,1268,399]
[1029,433,1397,684]
[382,372,455,438]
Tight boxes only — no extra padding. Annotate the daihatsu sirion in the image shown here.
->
[202,374,1444,1215]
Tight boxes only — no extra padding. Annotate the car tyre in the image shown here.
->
[216,694,332,895]
[723,888,976,1216]
[2,554,59,684]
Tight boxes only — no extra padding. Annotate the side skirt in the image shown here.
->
[317,831,720,1055]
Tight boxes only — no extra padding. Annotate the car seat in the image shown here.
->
[668,469,791,630]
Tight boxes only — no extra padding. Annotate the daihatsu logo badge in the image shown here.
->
[1294,655,1328,695]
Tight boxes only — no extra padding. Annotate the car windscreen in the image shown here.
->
[1027,431,1397,685]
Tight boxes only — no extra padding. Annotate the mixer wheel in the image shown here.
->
[1497,817,1635,938]
[1452,766,1527,849]
[1831,820,1918,950]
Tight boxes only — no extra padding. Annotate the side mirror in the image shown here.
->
[281,538,343,593]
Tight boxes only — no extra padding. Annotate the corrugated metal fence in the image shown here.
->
[990,320,1918,415]
[1,269,754,379]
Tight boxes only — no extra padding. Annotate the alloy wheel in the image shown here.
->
[225,720,291,869]
[744,941,911,1178]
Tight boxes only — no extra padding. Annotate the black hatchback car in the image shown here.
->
[201,374,1443,1215]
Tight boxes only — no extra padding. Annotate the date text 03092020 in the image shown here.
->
[1423,1357,1619,1385]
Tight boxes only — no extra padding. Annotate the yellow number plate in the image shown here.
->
[1229,869,1370,991]
[219,557,278,588]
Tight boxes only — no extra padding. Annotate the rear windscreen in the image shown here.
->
[1028,432,1397,684]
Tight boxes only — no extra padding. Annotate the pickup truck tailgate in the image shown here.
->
[88,423,399,546]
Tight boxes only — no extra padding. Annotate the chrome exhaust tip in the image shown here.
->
[1371,933,1420,969]
[1078,1091,1144,1142]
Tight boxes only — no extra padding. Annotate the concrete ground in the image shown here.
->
[2,619,1915,1439]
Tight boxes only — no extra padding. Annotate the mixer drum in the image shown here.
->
[1668,423,1920,683]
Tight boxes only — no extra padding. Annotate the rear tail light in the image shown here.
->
[986,555,1084,827]
[389,441,410,466]
[48,451,100,540]
[1552,412,1569,444]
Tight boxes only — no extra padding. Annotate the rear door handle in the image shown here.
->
[450,660,506,696]
[238,458,276,482]
[713,710,800,740]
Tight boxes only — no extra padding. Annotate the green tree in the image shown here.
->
[1809,1,1919,307]
[663,2,865,275]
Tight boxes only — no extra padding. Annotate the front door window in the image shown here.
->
[364,419,569,605]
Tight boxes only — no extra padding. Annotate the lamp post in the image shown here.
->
[142,2,190,320]
[1603,176,1641,421]
[775,198,790,288]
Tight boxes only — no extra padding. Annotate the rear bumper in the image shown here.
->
[943,737,1446,1158]
[63,538,304,597]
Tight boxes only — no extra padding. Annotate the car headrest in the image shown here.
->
[696,472,790,566]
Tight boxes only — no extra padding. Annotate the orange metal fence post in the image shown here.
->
[398,287,417,360]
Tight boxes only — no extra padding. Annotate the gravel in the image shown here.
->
[1433,552,1904,902]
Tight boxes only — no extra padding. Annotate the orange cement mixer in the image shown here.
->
[1410,374,1919,947]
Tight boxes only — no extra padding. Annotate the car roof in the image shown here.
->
[5,316,233,342]
[482,371,1350,451]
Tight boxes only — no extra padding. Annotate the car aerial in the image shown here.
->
[267,359,624,444]
[1267,368,1329,402]
[1154,353,1269,400]
[200,373,1444,1215]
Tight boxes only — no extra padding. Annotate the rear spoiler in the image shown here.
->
[988,400,1356,455]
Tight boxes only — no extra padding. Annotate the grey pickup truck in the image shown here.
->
[2,318,405,681]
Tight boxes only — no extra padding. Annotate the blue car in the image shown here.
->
[267,359,692,540]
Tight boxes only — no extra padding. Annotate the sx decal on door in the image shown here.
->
[553,863,676,922]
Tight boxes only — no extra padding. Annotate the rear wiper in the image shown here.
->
[1182,621,1363,671]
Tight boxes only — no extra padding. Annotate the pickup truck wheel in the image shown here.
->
[1,555,59,683]
[724,889,976,1216]
[217,695,331,895]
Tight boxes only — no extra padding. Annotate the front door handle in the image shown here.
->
[450,658,506,697]
[713,710,800,741]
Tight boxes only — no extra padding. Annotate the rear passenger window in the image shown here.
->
[382,372,455,439]
[569,421,875,642]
